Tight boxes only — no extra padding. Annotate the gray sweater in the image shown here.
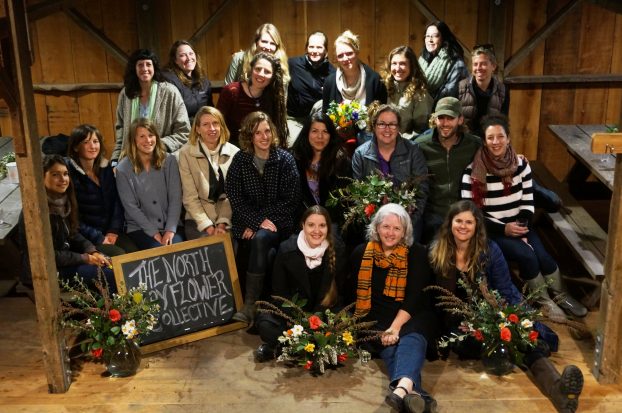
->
[116,154,182,237]
[112,81,190,161]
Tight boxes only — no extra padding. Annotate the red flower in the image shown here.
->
[304,360,313,370]
[500,327,512,342]
[529,330,539,342]
[364,203,376,218]
[91,348,103,358]
[508,314,519,324]
[337,354,348,363]
[308,315,322,330]
[473,330,484,342]
[109,309,121,322]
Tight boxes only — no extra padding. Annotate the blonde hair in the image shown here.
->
[241,23,290,84]
[334,30,360,53]
[189,106,230,146]
[126,118,167,174]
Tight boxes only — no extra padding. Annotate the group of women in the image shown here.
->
[18,20,585,413]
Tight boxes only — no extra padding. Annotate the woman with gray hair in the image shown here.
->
[351,203,438,413]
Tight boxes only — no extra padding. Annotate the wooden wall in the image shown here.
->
[0,0,621,179]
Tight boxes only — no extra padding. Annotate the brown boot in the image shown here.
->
[232,272,264,324]
[529,357,583,413]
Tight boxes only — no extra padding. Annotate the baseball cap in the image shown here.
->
[432,97,462,118]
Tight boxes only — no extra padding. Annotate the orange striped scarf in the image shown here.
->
[354,241,409,317]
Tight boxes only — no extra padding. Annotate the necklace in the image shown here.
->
[248,84,261,107]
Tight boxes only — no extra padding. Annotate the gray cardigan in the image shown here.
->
[352,136,429,223]
[116,154,182,236]
[112,81,191,161]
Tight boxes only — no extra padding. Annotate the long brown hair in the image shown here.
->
[238,111,279,154]
[166,40,207,89]
[429,200,489,282]
[43,154,79,234]
[125,118,167,174]
[300,205,338,308]
[381,45,428,102]
[240,23,290,84]
[67,124,105,175]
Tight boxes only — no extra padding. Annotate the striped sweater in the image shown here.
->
[460,157,534,236]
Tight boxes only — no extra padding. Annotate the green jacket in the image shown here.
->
[415,129,481,219]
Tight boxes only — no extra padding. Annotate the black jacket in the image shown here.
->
[287,55,336,118]
[162,70,213,121]
[322,63,388,114]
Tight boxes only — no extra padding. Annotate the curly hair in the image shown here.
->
[420,21,464,63]
[189,106,230,146]
[240,23,290,84]
[291,112,346,179]
[381,45,429,102]
[300,205,338,308]
[123,49,165,99]
[247,52,289,147]
[43,154,79,234]
[429,200,489,282]
[238,111,279,154]
[67,124,105,175]
[166,40,207,89]
[124,118,167,174]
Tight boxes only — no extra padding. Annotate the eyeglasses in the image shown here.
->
[376,122,399,131]
[336,51,355,60]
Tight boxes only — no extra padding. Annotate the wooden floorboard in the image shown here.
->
[1,296,621,412]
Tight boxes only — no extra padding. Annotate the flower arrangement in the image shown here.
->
[326,100,368,137]
[427,277,543,366]
[59,272,160,361]
[256,296,380,374]
[326,172,421,230]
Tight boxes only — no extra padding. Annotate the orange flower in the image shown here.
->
[337,353,348,363]
[500,327,512,342]
[91,348,103,358]
[325,332,332,337]
[308,315,322,330]
[473,330,484,341]
[508,314,519,324]
[304,360,313,370]
[529,330,539,342]
[109,309,121,322]
[364,204,376,218]
[287,329,293,336]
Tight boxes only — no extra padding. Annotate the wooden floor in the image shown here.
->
[1,296,621,413]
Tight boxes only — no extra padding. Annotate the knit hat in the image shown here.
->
[433,97,462,118]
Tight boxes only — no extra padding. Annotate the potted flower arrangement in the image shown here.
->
[326,172,421,230]
[257,296,380,374]
[59,272,160,377]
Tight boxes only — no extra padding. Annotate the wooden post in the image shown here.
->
[592,133,622,383]
[6,0,71,392]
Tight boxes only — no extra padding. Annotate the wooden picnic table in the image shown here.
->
[0,137,20,245]
[549,124,615,191]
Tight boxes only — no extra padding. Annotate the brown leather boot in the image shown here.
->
[232,272,264,324]
[529,357,583,412]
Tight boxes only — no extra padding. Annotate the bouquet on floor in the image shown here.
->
[326,172,422,230]
[426,276,543,366]
[59,271,160,360]
[256,296,380,374]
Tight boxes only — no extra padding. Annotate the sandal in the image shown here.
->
[385,386,409,411]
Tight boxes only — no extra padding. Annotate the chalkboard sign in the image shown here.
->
[112,234,245,353]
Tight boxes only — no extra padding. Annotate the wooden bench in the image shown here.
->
[530,160,607,306]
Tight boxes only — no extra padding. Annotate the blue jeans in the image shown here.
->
[247,229,280,274]
[59,265,117,294]
[128,230,184,250]
[492,230,557,280]
[379,332,427,392]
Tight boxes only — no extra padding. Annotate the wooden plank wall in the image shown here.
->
[0,0,620,180]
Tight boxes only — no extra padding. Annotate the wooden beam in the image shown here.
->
[29,80,225,92]
[6,0,71,393]
[0,68,18,109]
[504,0,582,76]
[591,132,622,154]
[0,0,66,39]
[505,73,622,84]
[410,0,470,56]
[596,155,622,383]
[63,7,129,66]
[135,0,158,51]
[487,0,508,76]
[189,0,234,45]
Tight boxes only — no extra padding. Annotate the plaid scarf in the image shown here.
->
[470,145,518,208]
[354,241,409,317]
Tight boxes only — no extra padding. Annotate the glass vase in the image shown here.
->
[106,338,141,377]
[480,342,514,376]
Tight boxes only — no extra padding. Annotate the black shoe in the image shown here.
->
[254,344,276,362]
[558,365,584,412]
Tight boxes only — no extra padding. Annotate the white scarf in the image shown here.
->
[336,63,366,103]
[297,231,329,270]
